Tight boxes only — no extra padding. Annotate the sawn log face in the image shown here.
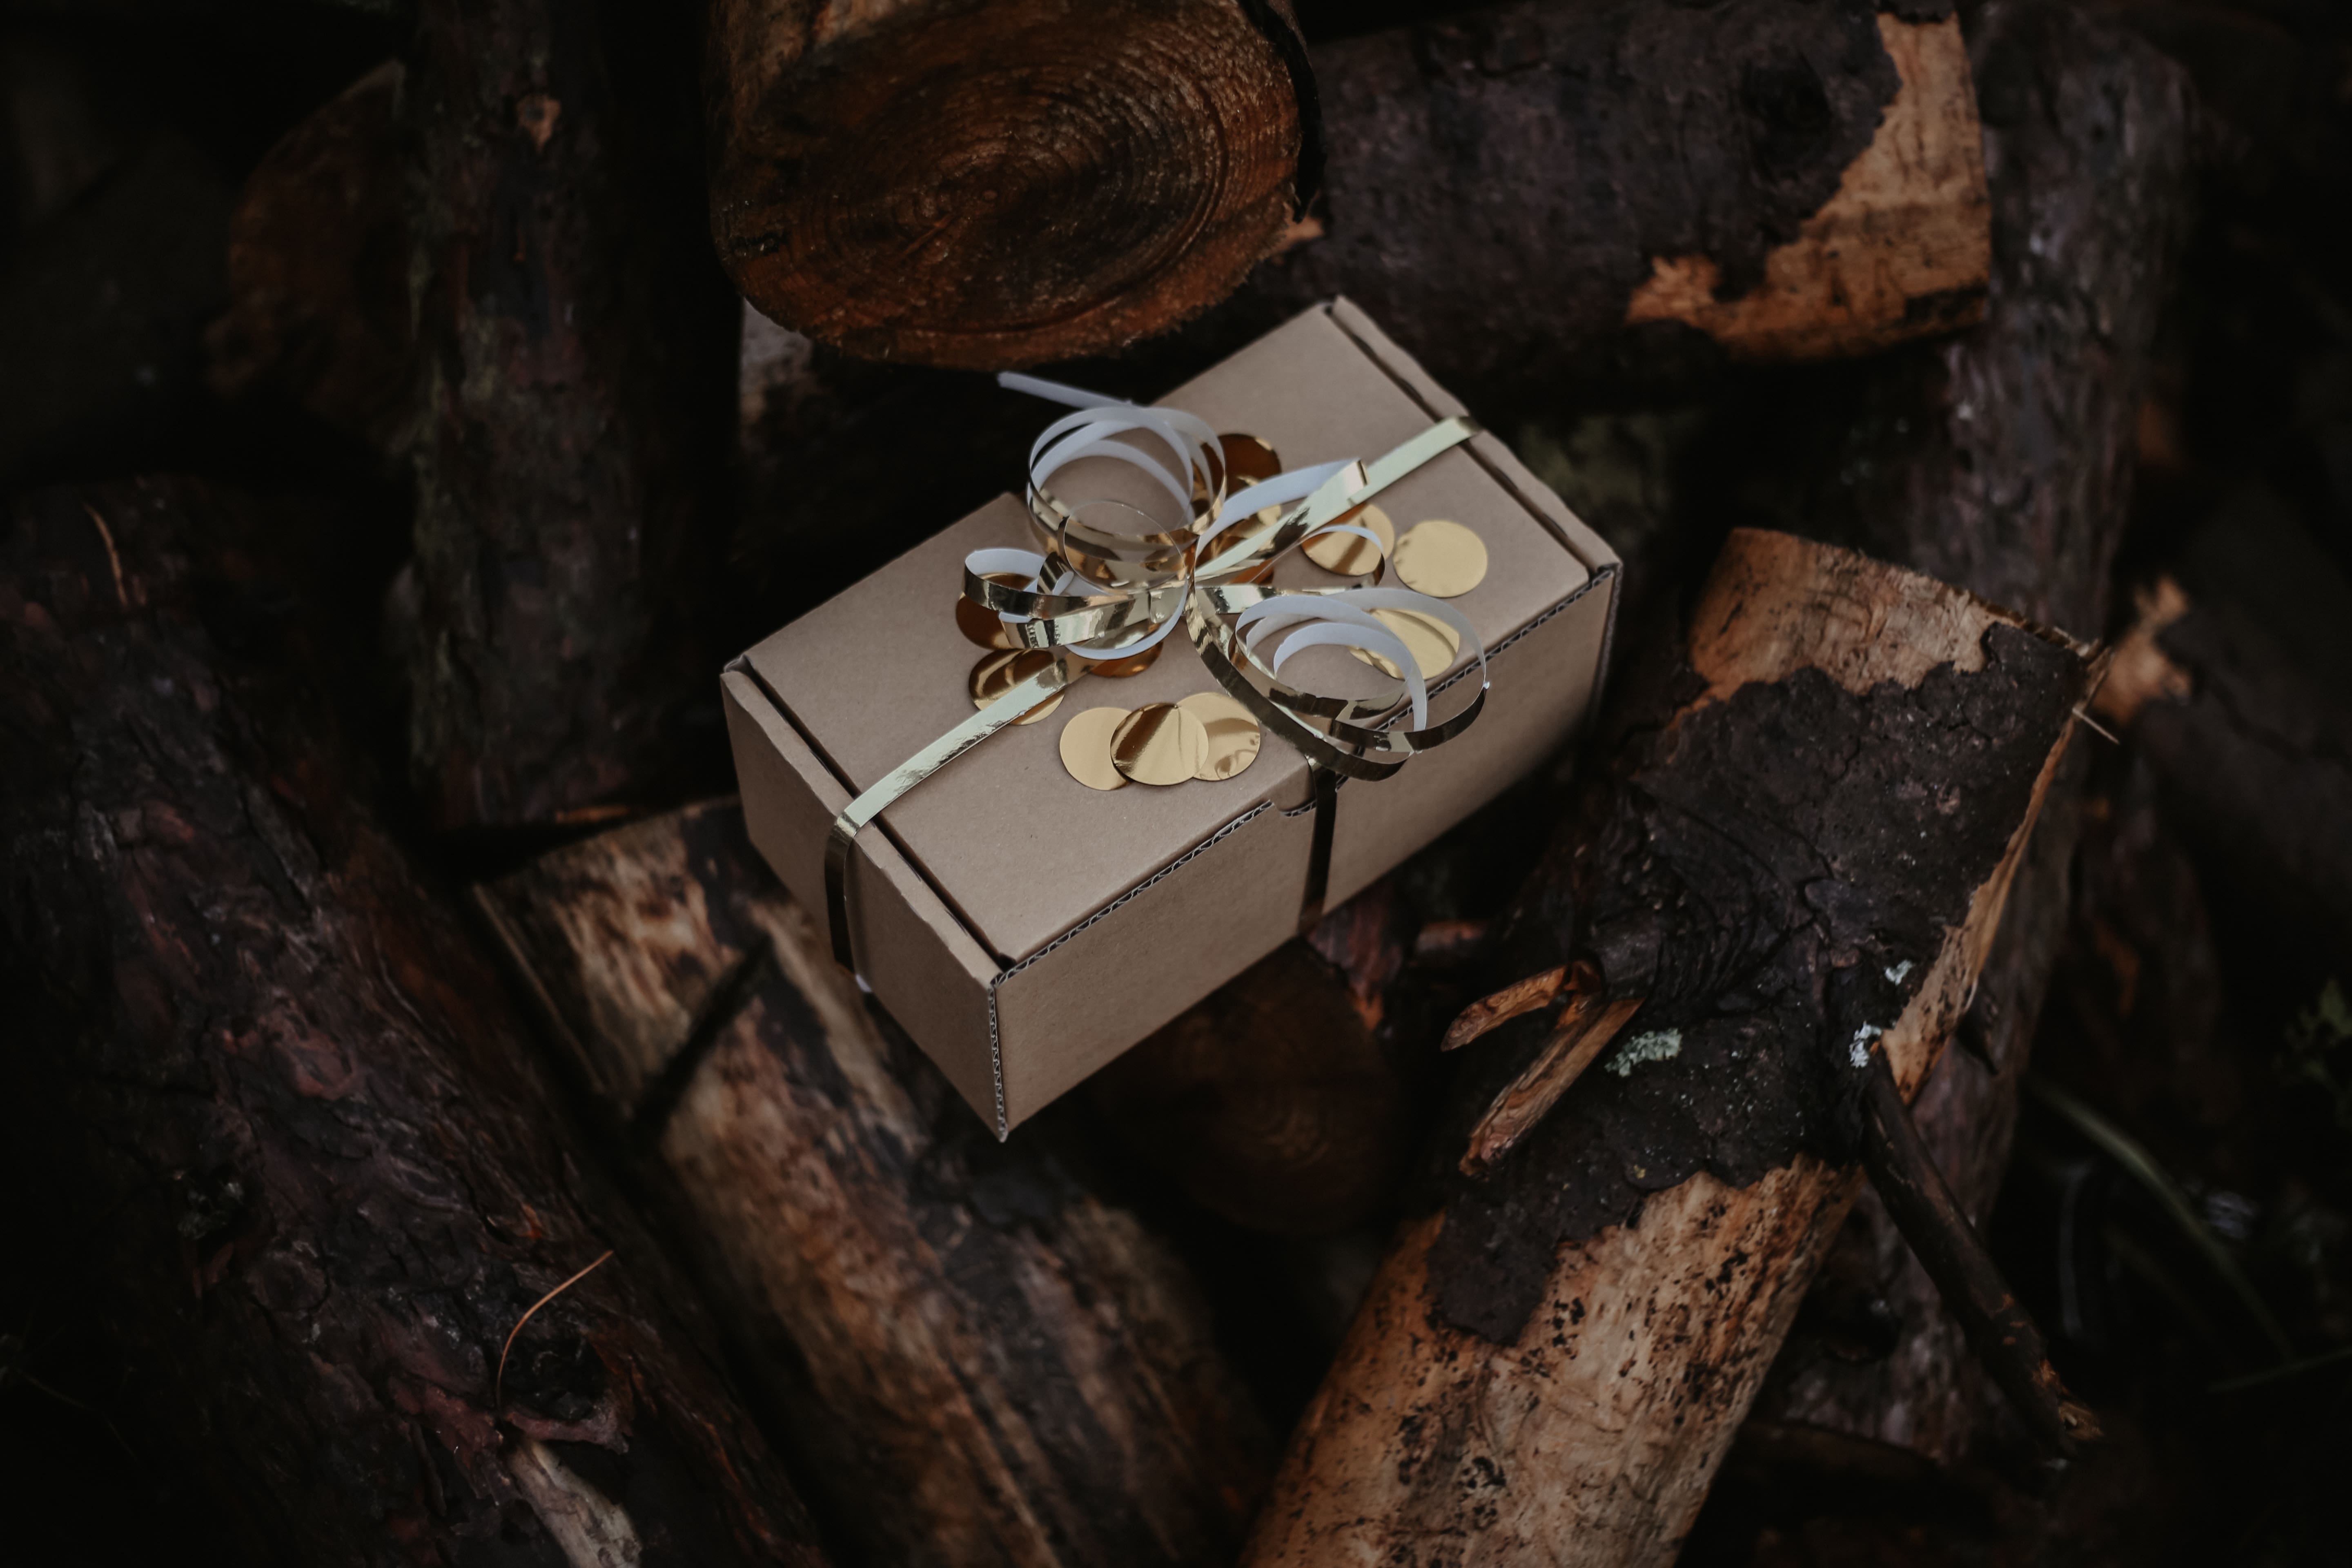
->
[479,802,1274,1567]
[708,0,1312,367]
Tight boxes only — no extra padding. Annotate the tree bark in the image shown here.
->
[0,479,827,1567]
[707,0,1315,368]
[1239,528,2096,1566]
[206,58,411,455]
[1231,0,1989,399]
[2096,578,2352,968]
[409,0,740,828]
[1736,0,2196,1463]
[474,800,1274,1568]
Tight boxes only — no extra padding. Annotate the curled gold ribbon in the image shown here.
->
[823,378,1489,971]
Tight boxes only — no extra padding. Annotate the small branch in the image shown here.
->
[1857,1049,2100,1459]
[1461,994,1643,1176]
[1442,965,1572,1051]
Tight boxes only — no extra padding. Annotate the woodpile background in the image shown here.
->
[4,1,2349,1564]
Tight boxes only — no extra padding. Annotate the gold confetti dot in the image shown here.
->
[1111,702,1209,786]
[1350,607,1462,680]
[1195,433,1283,507]
[955,572,1031,650]
[1220,434,1283,486]
[1392,519,1488,598]
[1302,503,1394,577]
[1058,706,1131,791]
[1176,691,1262,781]
[968,648,1062,724]
[1087,640,1163,679]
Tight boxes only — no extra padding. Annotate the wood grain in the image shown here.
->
[1240,528,2094,1566]
[479,801,1274,1566]
[708,0,1311,367]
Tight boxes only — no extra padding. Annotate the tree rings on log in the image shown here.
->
[708,0,1314,367]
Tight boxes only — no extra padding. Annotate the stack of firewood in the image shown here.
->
[8,1,2348,1564]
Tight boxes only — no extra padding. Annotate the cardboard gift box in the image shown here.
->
[722,299,1619,1136]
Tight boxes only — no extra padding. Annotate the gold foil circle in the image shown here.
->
[1392,519,1488,597]
[1221,433,1283,486]
[1088,641,1164,679]
[1349,607,1463,680]
[956,572,1031,649]
[1058,706,1131,791]
[1111,702,1209,786]
[969,648,1064,724]
[1302,503,1394,577]
[1176,691,1261,781]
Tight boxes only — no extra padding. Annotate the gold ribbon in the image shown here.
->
[824,379,1488,971]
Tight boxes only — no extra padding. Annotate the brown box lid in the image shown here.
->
[741,304,1597,964]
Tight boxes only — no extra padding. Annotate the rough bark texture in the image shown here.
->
[708,0,1313,368]
[206,58,411,454]
[1742,0,2195,1462]
[409,0,739,828]
[1089,876,1423,1236]
[0,479,826,1567]
[1232,0,1987,400]
[1239,529,2094,1567]
[2098,581,2352,967]
[476,801,1274,1568]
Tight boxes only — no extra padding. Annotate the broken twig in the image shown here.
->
[1858,1050,2100,1459]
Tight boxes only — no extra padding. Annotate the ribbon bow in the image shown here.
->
[823,376,1491,970]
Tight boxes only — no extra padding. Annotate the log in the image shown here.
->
[1088,876,1425,1236]
[707,0,1316,368]
[0,479,827,1565]
[1239,528,2096,1566]
[2096,577,2352,967]
[409,0,741,828]
[206,59,412,455]
[1233,0,1990,397]
[1737,0,2195,1461]
[709,0,1989,381]
[474,801,1274,1566]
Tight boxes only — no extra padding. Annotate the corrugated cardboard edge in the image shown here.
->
[722,665,1007,1127]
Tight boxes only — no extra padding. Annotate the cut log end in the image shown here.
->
[710,0,1307,367]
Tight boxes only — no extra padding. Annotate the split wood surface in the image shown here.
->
[477,801,1273,1567]
[1240,527,2096,1566]
[408,0,739,829]
[707,0,1314,368]
[0,480,827,1566]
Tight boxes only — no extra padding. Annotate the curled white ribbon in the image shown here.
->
[975,375,1490,776]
